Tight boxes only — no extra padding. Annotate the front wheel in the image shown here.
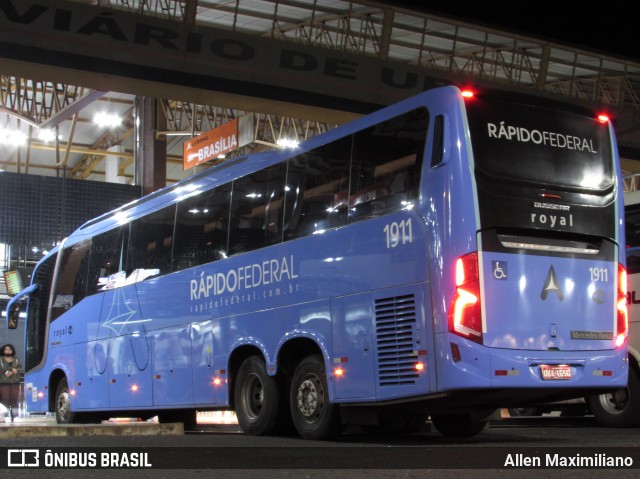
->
[587,368,640,428]
[290,355,341,440]
[55,377,74,424]
[430,413,488,438]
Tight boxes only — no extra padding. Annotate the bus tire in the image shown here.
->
[430,413,488,438]
[290,355,341,440]
[54,377,74,424]
[234,356,282,436]
[587,367,640,428]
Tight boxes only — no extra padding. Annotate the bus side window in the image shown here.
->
[173,184,231,271]
[349,108,428,221]
[127,205,176,278]
[228,163,287,255]
[51,239,91,321]
[284,136,351,239]
[87,226,128,293]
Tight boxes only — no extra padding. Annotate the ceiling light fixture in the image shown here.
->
[94,112,122,128]
[277,138,299,149]
[37,128,60,143]
[0,127,28,146]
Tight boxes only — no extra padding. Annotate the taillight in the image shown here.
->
[616,263,628,348]
[448,252,483,344]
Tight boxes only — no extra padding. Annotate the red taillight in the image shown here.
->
[617,263,628,347]
[448,252,483,344]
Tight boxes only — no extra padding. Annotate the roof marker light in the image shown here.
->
[597,114,610,123]
[461,90,475,99]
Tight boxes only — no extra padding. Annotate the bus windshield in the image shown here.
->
[466,96,614,192]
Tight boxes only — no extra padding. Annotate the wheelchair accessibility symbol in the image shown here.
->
[492,261,508,280]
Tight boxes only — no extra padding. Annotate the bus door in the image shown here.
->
[465,94,622,363]
[192,320,222,405]
[100,285,153,408]
[331,294,376,400]
[151,325,194,406]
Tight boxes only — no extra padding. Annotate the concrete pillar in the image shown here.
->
[135,97,167,195]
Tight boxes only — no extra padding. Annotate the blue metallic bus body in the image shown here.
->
[19,86,628,416]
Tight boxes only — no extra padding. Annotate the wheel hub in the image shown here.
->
[297,378,320,417]
[241,373,264,420]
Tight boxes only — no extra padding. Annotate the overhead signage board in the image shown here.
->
[183,116,254,170]
[183,119,239,170]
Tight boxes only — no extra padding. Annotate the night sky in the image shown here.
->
[384,1,638,61]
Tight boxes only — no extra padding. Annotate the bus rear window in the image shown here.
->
[466,97,614,192]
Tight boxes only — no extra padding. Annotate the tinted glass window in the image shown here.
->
[466,97,613,191]
[229,163,287,254]
[173,184,231,271]
[128,206,176,277]
[87,226,128,294]
[349,108,428,221]
[51,239,91,321]
[284,137,351,239]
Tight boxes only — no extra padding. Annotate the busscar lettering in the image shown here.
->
[487,121,598,154]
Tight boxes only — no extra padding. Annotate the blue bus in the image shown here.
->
[7,86,628,438]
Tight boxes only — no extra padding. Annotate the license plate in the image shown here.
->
[540,365,572,380]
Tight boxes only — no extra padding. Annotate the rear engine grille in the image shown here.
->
[375,294,419,386]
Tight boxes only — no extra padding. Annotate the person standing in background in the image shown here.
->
[0,344,22,422]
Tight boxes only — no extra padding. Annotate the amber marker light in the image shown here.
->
[334,367,345,377]
[415,363,425,372]
[131,384,139,392]
[213,377,222,386]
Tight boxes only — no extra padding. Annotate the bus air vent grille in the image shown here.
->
[375,294,419,386]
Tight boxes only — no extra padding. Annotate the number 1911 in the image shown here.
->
[589,267,609,282]
[384,219,413,248]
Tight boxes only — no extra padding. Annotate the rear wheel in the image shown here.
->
[430,413,488,438]
[290,355,341,440]
[587,368,640,428]
[234,356,284,435]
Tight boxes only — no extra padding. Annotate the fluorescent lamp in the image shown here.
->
[94,112,122,128]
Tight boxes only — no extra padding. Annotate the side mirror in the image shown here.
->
[8,303,20,329]
[5,283,38,330]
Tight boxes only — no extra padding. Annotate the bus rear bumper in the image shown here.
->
[437,333,628,391]
[487,346,628,388]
